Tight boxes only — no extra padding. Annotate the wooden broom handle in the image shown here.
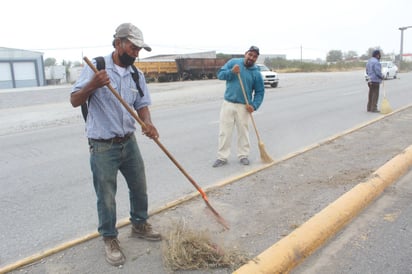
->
[237,73,262,142]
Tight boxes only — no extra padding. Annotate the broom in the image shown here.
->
[380,80,392,114]
[237,73,274,163]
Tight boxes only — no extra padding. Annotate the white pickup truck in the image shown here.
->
[256,64,279,88]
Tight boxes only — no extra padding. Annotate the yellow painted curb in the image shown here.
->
[233,144,412,274]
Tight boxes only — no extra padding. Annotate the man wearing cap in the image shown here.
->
[212,46,265,167]
[366,49,384,112]
[71,23,161,266]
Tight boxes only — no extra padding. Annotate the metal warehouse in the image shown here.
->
[0,47,46,89]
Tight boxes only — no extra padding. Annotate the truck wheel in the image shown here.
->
[271,83,278,88]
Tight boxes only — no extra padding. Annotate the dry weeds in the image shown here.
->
[162,221,251,271]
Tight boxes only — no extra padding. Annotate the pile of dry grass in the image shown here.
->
[162,221,251,271]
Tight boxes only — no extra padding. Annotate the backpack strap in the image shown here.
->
[81,57,106,121]
[95,56,105,71]
[131,65,145,97]
[80,100,89,121]
[81,58,144,122]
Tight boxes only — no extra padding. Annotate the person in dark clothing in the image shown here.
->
[366,50,384,112]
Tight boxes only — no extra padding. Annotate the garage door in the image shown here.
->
[0,62,13,89]
[13,62,37,88]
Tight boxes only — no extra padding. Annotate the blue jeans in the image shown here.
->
[88,134,148,237]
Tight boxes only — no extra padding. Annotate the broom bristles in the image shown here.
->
[258,142,274,163]
[380,98,392,114]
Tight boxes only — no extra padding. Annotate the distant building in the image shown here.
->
[141,51,288,63]
[402,53,412,62]
[141,51,218,61]
[0,47,46,89]
[44,65,67,85]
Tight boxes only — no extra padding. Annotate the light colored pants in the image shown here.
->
[216,100,250,160]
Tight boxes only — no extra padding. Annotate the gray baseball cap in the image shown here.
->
[114,23,152,52]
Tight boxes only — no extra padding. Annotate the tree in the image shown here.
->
[344,50,358,60]
[44,58,57,67]
[326,50,343,62]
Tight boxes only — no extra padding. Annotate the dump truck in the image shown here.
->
[134,60,179,82]
[175,58,228,80]
[134,57,229,82]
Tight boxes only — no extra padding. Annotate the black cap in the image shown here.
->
[248,46,260,55]
[372,50,380,57]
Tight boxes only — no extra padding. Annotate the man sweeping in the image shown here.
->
[212,46,265,167]
[70,23,161,267]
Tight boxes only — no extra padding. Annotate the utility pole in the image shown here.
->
[398,26,412,70]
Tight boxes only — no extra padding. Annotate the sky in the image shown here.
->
[1,0,411,63]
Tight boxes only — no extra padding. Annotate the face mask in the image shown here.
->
[119,52,136,67]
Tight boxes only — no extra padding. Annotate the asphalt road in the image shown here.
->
[1,71,411,269]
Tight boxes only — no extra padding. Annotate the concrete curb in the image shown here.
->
[233,144,412,274]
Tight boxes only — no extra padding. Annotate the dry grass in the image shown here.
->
[162,221,251,271]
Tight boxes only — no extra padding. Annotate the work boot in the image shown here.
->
[131,222,162,241]
[103,237,125,266]
[212,159,227,168]
[240,157,250,165]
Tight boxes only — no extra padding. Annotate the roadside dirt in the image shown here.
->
[8,106,412,274]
